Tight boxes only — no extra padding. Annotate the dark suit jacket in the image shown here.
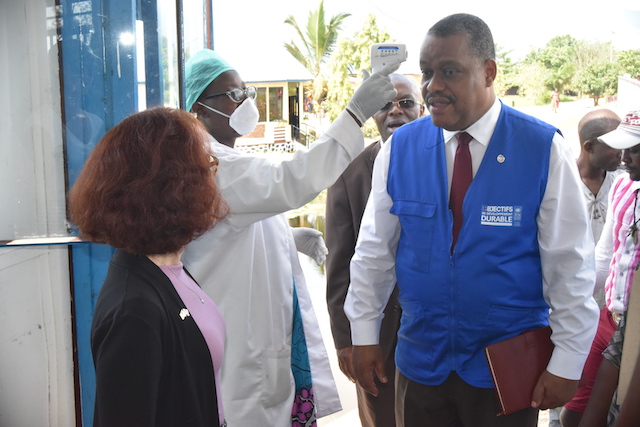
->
[325,141,401,362]
[91,249,220,427]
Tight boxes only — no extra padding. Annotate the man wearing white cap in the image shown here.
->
[560,109,622,427]
[181,49,399,426]
[581,109,640,426]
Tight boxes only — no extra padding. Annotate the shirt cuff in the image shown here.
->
[323,110,365,161]
[546,346,590,380]
[350,319,383,346]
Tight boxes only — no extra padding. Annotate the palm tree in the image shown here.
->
[284,0,350,103]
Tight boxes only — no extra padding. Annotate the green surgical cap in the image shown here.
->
[184,49,235,112]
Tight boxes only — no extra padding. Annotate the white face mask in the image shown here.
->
[198,98,259,136]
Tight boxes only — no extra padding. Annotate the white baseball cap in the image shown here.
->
[600,109,640,149]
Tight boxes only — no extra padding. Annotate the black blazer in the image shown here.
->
[91,250,220,427]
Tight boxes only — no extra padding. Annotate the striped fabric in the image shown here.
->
[605,176,640,312]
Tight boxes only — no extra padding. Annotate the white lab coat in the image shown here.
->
[183,111,363,426]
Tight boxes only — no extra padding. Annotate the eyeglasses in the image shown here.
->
[204,86,257,104]
[380,99,419,111]
[209,155,219,175]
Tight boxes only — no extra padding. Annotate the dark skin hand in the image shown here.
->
[352,344,387,397]
[336,346,356,383]
[531,370,579,410]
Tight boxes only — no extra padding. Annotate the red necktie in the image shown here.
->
[450,132,473,251]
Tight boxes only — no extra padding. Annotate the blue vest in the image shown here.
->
[387,104,557,387]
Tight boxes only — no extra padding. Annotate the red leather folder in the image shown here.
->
[485,326,554,416]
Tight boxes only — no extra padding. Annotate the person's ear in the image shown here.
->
[192,102,206,118]
[484,59,497,86]
[584,140,595,154]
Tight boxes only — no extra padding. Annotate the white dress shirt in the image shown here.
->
[346,99,599,381]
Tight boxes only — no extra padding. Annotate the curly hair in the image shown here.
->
[69,107,229,255]
[428,13,495,61]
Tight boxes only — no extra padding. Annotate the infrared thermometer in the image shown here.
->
[371,43,407,73]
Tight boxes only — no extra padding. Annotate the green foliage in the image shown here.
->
[524,35,579,93]
[283,0,350,102]
[573,40,612,71]
[516,35,629,103]
[526,35,578,68]
[324,38,354,118]
[325,14,392,121]
[494,44,518,96]
[514,61,548,103]
[574,62,623,106]
[617,49,640,79]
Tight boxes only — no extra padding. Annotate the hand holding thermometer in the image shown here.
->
[371,43,408,74]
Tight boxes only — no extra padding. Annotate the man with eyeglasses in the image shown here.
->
[325,74,424,427]
[181,49,399,427]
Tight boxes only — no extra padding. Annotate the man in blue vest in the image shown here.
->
[344,13,599,426]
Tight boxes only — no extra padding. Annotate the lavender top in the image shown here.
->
[160,263,226,424]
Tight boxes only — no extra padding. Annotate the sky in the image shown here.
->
[210,0,640,79]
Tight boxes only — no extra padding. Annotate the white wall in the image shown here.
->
[618,75,640,114]
[0,0,76,425]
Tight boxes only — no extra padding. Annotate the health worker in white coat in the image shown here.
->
[182,49,399,426]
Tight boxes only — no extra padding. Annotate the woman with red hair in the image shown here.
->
[69,107,229,427]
